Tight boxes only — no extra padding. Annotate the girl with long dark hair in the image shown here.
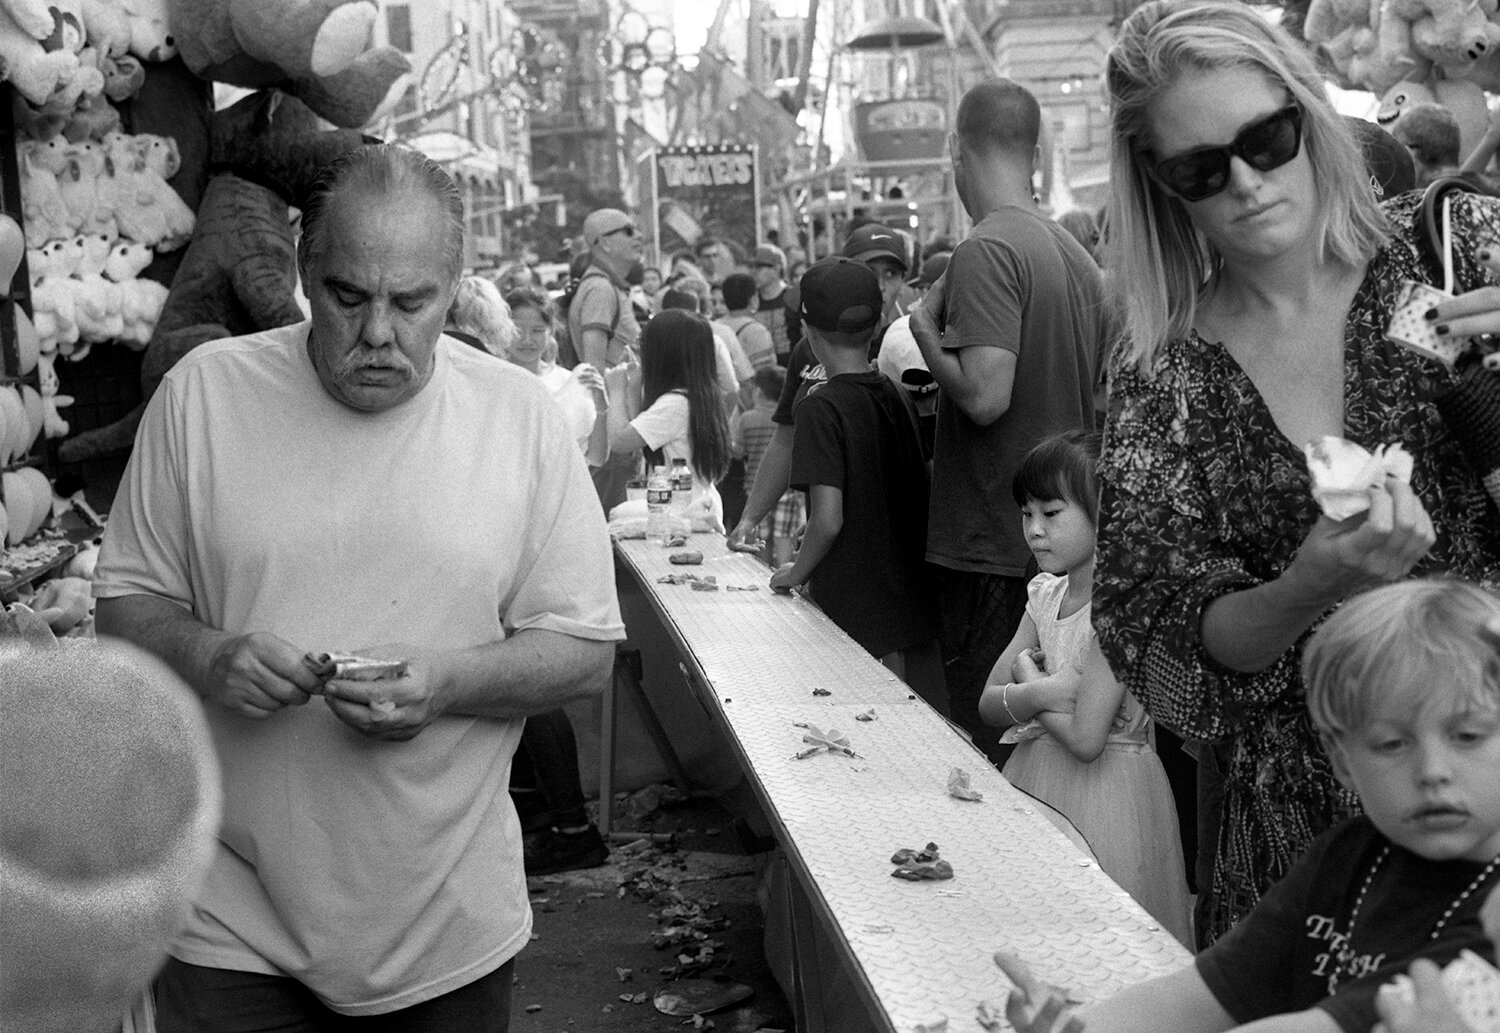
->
[610,309,730,525]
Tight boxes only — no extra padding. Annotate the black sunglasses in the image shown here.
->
[1151,104,1303,202]
[604,225,637,238]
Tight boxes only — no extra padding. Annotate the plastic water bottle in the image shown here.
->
[669,457,692,527]
[646,467,672,542]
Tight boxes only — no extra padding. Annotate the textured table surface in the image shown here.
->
[616,535,1191,1032]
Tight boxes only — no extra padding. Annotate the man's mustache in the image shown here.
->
[335,349,417,378]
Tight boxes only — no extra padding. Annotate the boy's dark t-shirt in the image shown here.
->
[1197,815,1498,1033]
[789,370,938,657]
[773,334,884,428]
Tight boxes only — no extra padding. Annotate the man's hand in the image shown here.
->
[206,632,322,719]
[321,644,450,742]
[995,950,1085,1033]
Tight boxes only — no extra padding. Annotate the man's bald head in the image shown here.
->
[956,78,1041,159]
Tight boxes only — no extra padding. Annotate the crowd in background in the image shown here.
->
[442,5,1500,1026]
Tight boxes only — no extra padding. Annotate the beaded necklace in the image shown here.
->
[1330,844,1500,990]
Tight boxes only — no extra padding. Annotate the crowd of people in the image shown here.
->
[6,0,1500,1029]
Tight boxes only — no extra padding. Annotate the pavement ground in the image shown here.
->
[511,789,793,1033]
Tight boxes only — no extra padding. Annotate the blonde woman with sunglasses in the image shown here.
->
[1092,0,1500,948]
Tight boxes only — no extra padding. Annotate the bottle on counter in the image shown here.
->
[668,457,692,528]
[646,466,672,542]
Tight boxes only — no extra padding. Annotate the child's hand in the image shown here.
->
[1031,663,1082,714]
[1013,647,1047,683]
[994,950,1084,1033]
[1373,959,1469,1033]
[769,564,799,594]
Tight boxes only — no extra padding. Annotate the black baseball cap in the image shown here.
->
[799,257,883,334]
[1344,115,1416,201]
[842,224,908,272]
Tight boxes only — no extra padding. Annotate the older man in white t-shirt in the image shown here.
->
[93,145,623,1032]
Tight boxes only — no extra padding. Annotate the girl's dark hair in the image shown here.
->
[1010,429,1103,518]
[640,310,730,484]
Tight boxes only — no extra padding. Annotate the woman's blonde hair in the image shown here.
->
[449,275,518,355]
[1303,579,1500,738]
[1103,0,1389,374]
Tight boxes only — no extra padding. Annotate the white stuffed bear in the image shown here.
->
[82,0,133,56]
[27,241,80,353]
[56,140,117,237]
[37,352,74,438]
[41,236,91,360]
[27,0,106,114]
[105,132,191,249]
[121,0,176,61]
[71,230,123,345]
[105,238,166,348]
[17,140,73,243]
[0,3,85,106]
[134,133,193,247]
[3,0,59,38]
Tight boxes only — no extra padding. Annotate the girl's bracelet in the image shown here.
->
[1002,682,1021,724]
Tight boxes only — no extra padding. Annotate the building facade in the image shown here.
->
[375,0,537,268]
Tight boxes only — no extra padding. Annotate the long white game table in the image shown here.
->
[612,534,1191,1033]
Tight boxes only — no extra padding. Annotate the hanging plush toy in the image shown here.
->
[37,353,74,438]
[164,0,411,128]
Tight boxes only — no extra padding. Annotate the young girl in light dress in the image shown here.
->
[980,430,1192,946]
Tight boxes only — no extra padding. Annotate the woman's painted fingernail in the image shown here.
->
[1424,307,1439,320]
[1434,323,1450,335]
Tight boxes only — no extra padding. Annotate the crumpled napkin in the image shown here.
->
[1304,436,1414,520]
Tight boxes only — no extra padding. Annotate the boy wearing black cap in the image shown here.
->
[769,257,944,704]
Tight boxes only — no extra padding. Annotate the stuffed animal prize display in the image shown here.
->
[0,0,406,560]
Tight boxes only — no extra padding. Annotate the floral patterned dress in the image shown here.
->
[1094,189,1500,945]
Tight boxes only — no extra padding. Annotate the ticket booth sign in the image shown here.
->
[854,98,948,166]
[642,144,761,264]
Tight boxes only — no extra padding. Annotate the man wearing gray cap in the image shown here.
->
[571,207,646,508]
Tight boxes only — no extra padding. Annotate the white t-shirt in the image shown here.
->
[629,390,723,523]
[710,322,752,393]
[94,324,624,1014]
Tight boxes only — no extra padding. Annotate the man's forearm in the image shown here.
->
[580,328,610,372]
[440,629,615,720]
[96,594,230,695]
[910,316,1008,424]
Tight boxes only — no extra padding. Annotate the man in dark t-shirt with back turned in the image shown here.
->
[908,77,1105,766]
